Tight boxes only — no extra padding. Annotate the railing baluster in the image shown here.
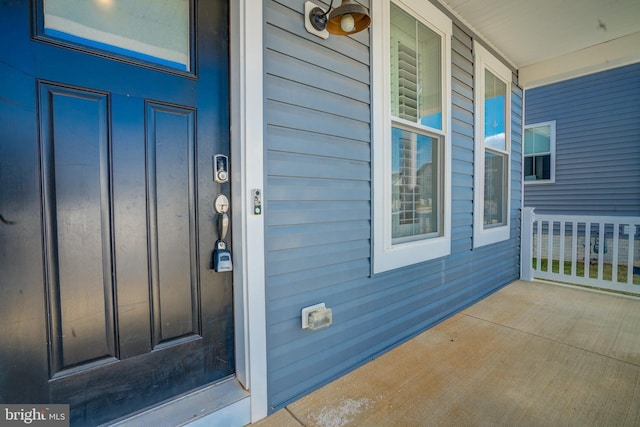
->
[627,225,636,285]
[597,222,605,281]
[584,222,591,279]
[559,220,566,276]
[612,223,620,283]
[570,221,577,278]
[536,219,542,274]
[547,221,554,273]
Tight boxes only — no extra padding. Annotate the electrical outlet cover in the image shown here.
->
[301,303,326,329]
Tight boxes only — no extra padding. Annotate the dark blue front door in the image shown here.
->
[0,1,233,425]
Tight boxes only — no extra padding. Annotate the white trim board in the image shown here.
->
[519,31,640,89]
[230,0,269,423]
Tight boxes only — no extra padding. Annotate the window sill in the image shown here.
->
[373,235,451,274]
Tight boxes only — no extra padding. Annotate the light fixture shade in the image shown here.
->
[326,0,371,35]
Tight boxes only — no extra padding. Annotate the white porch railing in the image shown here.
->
[521,208,640,295]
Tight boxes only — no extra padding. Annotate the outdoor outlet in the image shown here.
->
[301,303,333,330]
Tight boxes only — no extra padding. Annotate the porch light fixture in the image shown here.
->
[304,0,371,39]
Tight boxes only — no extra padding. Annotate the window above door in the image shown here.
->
[35,0,192,72]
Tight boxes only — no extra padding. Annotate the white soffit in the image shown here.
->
[437,0,640,87]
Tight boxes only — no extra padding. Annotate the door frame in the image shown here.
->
[119,2,268,425]
[229,0,268,423]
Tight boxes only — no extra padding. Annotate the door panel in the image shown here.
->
[146,102,199,346]
[39,83,117,375]
[0,1,233,425]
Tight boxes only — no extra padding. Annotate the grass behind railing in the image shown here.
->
[533,258,640,285]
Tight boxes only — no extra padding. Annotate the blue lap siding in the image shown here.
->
[524,62,640,216]
[264,0,523,411]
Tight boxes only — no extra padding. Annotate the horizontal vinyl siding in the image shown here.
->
[524,62,640,215]
[264,0,522,411]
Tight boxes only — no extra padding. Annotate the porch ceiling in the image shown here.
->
[436,0,640,88]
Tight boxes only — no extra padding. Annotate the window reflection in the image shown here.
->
[43,0,190,71]
[484,151,506,227]
[390,3,442,130]
[484,70,506,151]
[392,127,440,241]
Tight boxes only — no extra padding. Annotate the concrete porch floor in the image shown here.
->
[250,280,640,427]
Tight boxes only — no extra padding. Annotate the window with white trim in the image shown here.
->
[473,42,511,248]
[372,0,452,273]
[524,121,555,183]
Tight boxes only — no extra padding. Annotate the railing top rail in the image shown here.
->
[531,213,640,225]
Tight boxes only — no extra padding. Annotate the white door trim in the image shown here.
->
[230,0,268,423]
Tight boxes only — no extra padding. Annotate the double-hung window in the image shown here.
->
[473,42,512,247]
[524,121,555,183]
[372,0,452,273]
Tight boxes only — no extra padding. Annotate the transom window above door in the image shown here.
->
[37,0,192,72]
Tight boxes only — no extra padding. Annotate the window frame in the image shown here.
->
[524,121,556,184]
[372,0,452,274]
[473,42,512,248]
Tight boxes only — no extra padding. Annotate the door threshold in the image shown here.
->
[106,377,250,427]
